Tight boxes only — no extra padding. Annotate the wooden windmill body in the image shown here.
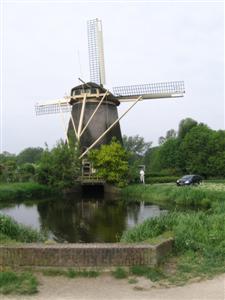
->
[35,18,185,159]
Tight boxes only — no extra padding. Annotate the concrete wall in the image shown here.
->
[0,240,173,268]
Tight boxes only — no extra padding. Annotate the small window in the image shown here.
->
[75,89,81,95]
[91,88,97,94]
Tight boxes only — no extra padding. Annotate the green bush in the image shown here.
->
[0,182,53,202]
[111,267,128,279]
[0,214,45,243]
[88,140,129,187]
[0,272,38,295]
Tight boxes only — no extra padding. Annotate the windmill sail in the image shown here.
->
[35,99,71,115]
[87,18,106,85]
[113,81,185,101]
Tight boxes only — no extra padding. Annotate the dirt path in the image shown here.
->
[2,273,225,300]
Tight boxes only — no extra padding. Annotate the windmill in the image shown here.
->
[35,18,185,160]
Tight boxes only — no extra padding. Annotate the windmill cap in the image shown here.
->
[70,82,120,106]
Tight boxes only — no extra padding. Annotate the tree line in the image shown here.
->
[0,118,224,188]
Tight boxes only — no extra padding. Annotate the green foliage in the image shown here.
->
[0,271,38,295]
[122,183,225,208]
[123,135,152,182]
[0,214,45,243]
[177,118,198,140]
[0,182,53,202]
[42,268,100,278]
[88,140,129,187]
[123,135,152,156]
[121,183,225,279]
[145,176,178,184]
[145,118,225,178]
[111,267,128,279]
[130,266,166,281]
[36,140,80,189]
[16,147,44,165]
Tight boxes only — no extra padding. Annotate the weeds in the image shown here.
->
[0,182,54,202]
[42,268,100,278]
[121,182,225,281]
[111,267,128,279]
[0,271,38,295]
[0,214,45,243]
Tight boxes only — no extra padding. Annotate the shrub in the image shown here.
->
[0,214,45,243]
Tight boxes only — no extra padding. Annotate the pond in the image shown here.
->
[0,195,166,243]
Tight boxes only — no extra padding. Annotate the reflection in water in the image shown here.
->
[0,196,166,243]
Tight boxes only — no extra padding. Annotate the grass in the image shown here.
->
[42,268,100,278]
[122,183,225,209]
[130,266,166,282]
[0,214,45,243]
[120,182,225,283]
[111,267,128,279]
[0,182,54,202]
[0,271,38,295]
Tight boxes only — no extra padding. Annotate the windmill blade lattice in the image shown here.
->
[113,81,185,99]
[87,19,106,85]
[35,102,71,116]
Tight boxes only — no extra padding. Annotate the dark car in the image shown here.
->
[176,175,202,186]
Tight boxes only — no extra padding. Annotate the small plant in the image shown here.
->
[0,214,45,243]
[111,267,128,279]
[42,268,100,278]
[130,266,166,282]
[42,269,66,276]
[0,271,38,295]
[128,278,138,284]
[67,269,99,278]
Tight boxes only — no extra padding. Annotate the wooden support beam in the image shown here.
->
[58,99,70,147]
[77,94,87,141]
[80,90,109,138]
[79,96,143,159]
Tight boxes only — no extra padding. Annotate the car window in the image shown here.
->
[182,175,193,180]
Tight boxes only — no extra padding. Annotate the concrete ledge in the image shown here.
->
[0,239,173,268]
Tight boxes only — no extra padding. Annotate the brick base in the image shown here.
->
[0,240,173,268]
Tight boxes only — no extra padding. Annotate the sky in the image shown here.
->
[0,1,224,154]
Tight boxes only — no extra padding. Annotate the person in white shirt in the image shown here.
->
[140,169,145,184]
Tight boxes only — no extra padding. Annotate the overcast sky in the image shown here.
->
[0,1,224,154]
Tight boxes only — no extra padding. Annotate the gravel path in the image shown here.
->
[2,273,225,300]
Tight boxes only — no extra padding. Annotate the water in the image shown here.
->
[0,196,166,243]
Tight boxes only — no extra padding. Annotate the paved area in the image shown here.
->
[2,273,225,300]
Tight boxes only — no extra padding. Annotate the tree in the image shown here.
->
[178,118,198,140]
[158,136,166,145]
[166,129,177,140]
[179,124,214,176]
[122,135,152,182]
[88,140,129,187]
[122,135,152,156]
[158,138,180,173]
[17,147,44,165]
[36,140,80,189]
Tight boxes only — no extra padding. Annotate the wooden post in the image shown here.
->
[80,90,109,137]
[79,96,143,159]
[58,99,70,147]
[77,94,87,141]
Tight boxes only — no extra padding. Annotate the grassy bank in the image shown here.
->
[121,183,225,283]
[121,183,225,208]
[0,182,54,202]
[0,214,45,243]
[0,271,38,295]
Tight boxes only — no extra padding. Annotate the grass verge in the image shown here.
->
[0,182,54,202]
[42,268,100,278]
[0,271,38,295]
[121,183,225,209]
[0,214,45,243]
[121,183,225,283]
